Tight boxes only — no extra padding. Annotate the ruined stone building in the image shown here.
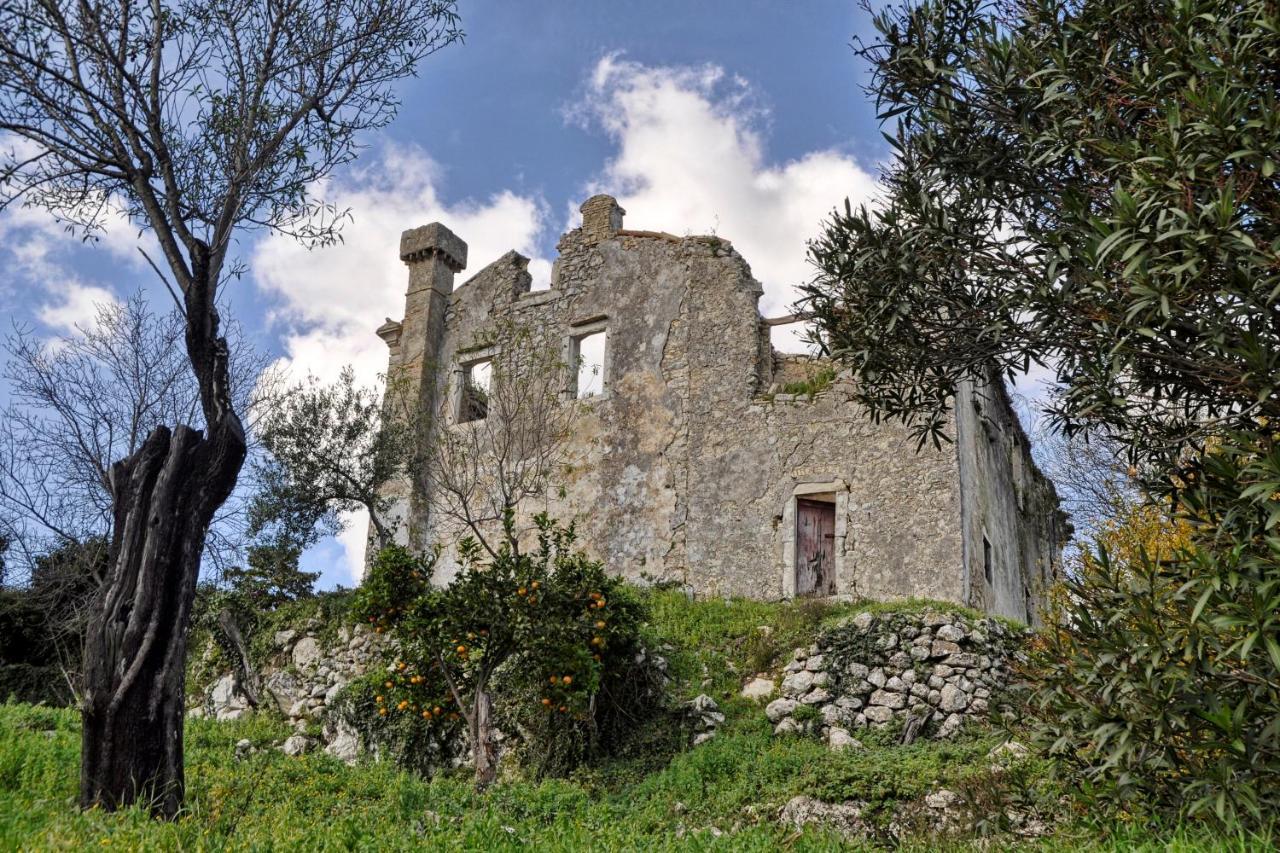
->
[374,195,1068,624]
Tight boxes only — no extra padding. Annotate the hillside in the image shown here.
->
[1,590,1270,850]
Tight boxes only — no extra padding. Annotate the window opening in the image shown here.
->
[982,535,994,585]
[572,330,606,398]
[459,359,492,422]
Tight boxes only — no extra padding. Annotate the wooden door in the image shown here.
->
[796,499,836,597]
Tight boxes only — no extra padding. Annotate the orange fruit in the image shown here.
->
[531,581,540,589]
[456,645,467,654]
[549,676,558,685]
[562,675,572,685]
[541,697,552,706]
[517,587,527,596]
[385,681,393,688]
[378,707,388,716]
[559,705,568,713]
[595,620,606,629]
[375,695,384,703]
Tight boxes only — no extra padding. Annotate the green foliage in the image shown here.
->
[779,365,837,399]
[252,366,425,552]
[803,0,1280,829]
[351,517,653,779]
[0,537,106,705]
[1029,439,1280,826]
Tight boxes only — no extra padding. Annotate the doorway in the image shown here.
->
[796,498,836,597]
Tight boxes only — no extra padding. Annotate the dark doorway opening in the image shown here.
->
[796,498,836,597]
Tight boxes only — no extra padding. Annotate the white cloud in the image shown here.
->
[253,142,549,387]
[576,55,880,350]
[0,202,132,335]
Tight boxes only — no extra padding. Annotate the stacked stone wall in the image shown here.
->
[765,608,1024,747]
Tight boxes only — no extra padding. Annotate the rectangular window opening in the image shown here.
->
[572,330,607,399]
[459,359,492,422]
[982,535,994,585]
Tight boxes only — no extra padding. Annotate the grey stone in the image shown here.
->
[930,640,961,657]
[885,676,907,693]
[846,662,869,680]
[741,677,775,701]
[863,705,894,724]
[779,795,872,838]
[801,688,831,705]
[852,612,874,632]
[936,713,965,739]
[827,728,863,752]
[867,669,887,688]
[781,670,814,696]
[935,624,966,643]
[274,629,298,648]
[939,685,969,713]
[869,690,907,710]
[292,637,323,669]
[774,718,802,736]
[280,735,315,757]
[805,654,825,672]
[765,698,797,722]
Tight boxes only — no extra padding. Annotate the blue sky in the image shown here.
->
[1,2,902,588]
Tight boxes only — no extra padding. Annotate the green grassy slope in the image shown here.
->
[1,591,1271,851]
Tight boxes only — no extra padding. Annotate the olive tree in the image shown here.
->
[803,0,1279,825]
[0,0,461,816]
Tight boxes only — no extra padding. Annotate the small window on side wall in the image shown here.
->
[459,359,492,422]
[982,535,994,585]
[571,330,606,399]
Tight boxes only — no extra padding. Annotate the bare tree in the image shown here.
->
[0,294,273,580]
[422,319,582,558]
[0,0,461,816]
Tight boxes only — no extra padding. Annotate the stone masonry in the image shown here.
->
[374,195,1069,623]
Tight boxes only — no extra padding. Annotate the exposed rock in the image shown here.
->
[274,629,298,648]
[781,670,814,696]
[765,697,797,722]
[292,636,323,669]
[827,728,863,752]
[804,654,825,672]
[280,735,315,756]
[779,796,872,838]
[939,684,969,713]
[741,677,775,701]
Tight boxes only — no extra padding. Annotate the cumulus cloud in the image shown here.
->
[0,202,134,335]
[574,55,879,350]
[253,142,549,388]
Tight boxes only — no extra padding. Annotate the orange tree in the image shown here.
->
[349,514,645,787]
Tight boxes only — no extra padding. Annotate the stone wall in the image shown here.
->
[376,194,1065,616]
[192,622,391,762]
[764,608,1024,747]
[956,372,1071,624]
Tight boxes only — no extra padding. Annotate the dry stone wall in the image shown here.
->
[192,622,392,762]
[764,608,1024,746]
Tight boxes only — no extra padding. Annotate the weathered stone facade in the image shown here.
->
[375,195,1067,623]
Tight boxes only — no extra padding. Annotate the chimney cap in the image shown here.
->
[400,222,468,271]
[579,194,625,241]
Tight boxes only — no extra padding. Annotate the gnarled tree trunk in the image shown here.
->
[80,285,246,818]
[472,689,498,788]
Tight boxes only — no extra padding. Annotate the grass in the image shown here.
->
[2,591,1273,851]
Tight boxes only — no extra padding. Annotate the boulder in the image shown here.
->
[939,684,969,713]
[280,735,315,756]
[779,796,872,838]
[765,697,797,722]
[781,670,814,696]
[741,677,775,702]
[827,728,863,752]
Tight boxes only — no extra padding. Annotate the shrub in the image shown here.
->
[349,515,654,786]
[1028,440,1280,828]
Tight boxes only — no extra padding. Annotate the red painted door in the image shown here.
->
[796,499,836,597]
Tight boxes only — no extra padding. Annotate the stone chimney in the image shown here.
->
[579,194,625,242]
[392,222,467,388]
